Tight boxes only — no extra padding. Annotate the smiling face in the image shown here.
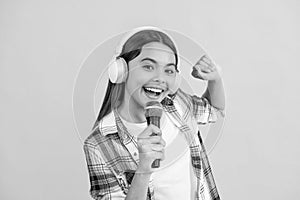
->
[120,42,177,121]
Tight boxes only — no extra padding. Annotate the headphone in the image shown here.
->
[107,26,181,93]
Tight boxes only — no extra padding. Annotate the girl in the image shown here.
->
[83,26,225,200]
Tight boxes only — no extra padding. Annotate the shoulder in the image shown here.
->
[84,111,118,148]
[174,88,194,109]
[84,127,103,148]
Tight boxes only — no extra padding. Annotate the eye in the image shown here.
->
[142,65,154,71]
[165,68,175,75]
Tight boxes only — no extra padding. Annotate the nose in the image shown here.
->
[152,68,166,83]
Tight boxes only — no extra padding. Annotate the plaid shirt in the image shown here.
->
[83,88,221,200]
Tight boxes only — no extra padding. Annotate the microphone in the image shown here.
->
[145,101,163,168]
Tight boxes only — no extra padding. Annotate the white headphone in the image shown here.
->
[107,26,181,92]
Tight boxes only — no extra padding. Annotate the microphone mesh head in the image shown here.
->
[145,101,163,118]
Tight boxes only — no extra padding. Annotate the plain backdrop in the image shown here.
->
[1,0,300,199]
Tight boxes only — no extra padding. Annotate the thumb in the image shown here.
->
[138,124,161,138]
[191,66,208,80]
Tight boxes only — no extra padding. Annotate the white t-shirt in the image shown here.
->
[121,111,211,200]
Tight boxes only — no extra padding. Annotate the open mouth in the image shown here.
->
[143,87,165,99]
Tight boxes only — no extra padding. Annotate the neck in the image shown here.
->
[118,95,146,123]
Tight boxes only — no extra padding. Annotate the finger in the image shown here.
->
[148,124,161,136]
[205,56,219,72]
[138,150,164,160]
[151,144,164,152]
[152,151,165,160]
[197,54,207,63]
[137,143,152,153]
[195,58,213,71]
[138,142,164,154]
[201,55,212,65]
[191,67,205,80]
[210,64,217,71]
[199,64,212,73]
[199,58,216,72]
[195,64,211,75]
[137,138,150,148]
[197,59,210,68]
[199,65,212,73]
[141,136,165,148]
[150,130,162,137]
[138,136,160,146]
[138,124,161,138]
[201,55,219,72]
[196,69,210,80]
[148,135,163,144]
[151,137,166,147]
[197,55,212,67]
[138,135,165,149]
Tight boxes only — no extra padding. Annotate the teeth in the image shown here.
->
[145,87,163,93]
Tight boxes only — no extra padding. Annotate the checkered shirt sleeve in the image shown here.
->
[184,91,218,124]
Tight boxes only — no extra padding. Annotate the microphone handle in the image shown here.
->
[146,116,161,168]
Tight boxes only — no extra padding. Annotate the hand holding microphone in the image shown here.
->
[145,101,163,168]
[136,101,165,173]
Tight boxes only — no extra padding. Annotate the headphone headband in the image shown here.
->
[115,26,179,62]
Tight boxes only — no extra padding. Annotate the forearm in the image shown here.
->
[125,172,151,200]
[203,78,225,110]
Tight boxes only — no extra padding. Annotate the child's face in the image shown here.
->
[125,42,177,110]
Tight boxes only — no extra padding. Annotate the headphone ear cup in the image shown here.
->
[108,57,128,83]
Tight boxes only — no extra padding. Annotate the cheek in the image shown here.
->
[128,67,150,82]
[166,75,178,93]
[167,76,176,87]
[126,71,149,90]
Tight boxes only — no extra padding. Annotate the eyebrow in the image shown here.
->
[140,57,176,67]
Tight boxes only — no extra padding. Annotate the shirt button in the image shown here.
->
[133,152,137,156]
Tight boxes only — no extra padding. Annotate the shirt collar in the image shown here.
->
[99,109,132,142]
[99,92,178,138]
[99,110,118,136]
